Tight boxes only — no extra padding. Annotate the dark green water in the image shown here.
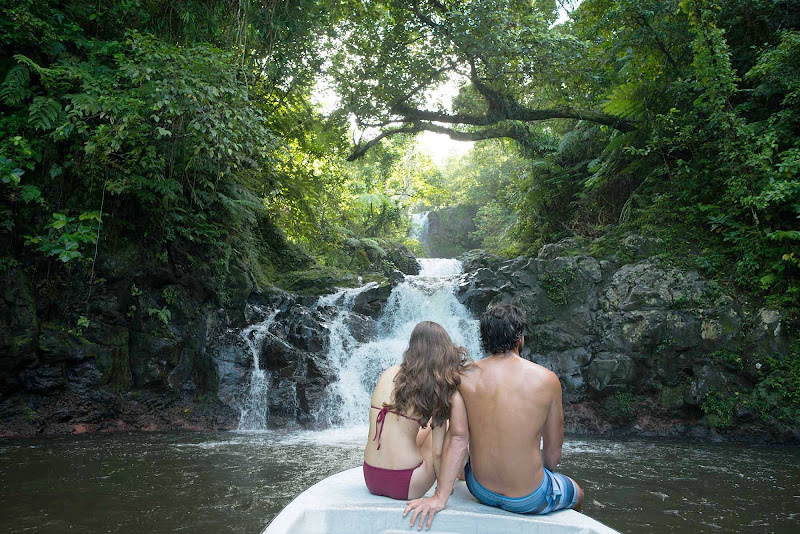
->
[0,429,798,533]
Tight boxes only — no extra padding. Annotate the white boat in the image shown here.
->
[263,467,621,534]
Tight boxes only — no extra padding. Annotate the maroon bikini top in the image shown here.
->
[370,405,424,450]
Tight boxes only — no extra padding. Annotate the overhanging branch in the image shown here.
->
[347,124,421,161]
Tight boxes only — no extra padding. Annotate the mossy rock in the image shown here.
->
[277,267,359,295]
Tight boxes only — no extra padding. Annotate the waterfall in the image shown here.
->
[409,212,430,254]
[318,258,481,427]
[237,309,279,431]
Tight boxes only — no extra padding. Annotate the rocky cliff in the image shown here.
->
[426,206,480,258]
[457,237,799,442]
[0,226,410,437]
[3,230,797,443]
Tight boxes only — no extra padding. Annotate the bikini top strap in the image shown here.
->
[371,405,389,450]
[370,405,423,450]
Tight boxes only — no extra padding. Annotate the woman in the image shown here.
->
[363,321,470,500]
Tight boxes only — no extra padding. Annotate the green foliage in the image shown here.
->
[605,390,636,419]
[24,212,101,263]
[539,266,576,306]
[702,388,735,428]
[710,350,743,372]
[147,306,172,327]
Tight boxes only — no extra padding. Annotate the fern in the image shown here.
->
[602,82,646,120]
[13,54,58,79]
[0,65,30,105]
[28,97,62,131]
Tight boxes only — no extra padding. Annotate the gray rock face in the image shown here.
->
[458,236,797,440]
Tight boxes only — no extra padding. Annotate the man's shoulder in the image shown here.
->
[520,359,562,391]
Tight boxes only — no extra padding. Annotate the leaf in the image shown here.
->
[0,64,30,105]
[58,250,82,262]
[28,97,62,131]
[20,185,42,203]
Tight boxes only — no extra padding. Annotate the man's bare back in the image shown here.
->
[459,353,563,497]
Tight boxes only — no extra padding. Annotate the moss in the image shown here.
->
[101,347,132,394]
[539,266,576,306]
[277,266,360,295]
[701,388,735,428]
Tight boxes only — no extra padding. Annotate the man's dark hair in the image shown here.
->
[480,303,528,354]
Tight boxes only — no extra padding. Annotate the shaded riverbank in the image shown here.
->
[1,430,798,534]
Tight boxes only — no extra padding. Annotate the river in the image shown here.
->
[1,430,798,533]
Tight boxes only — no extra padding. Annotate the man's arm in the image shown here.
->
[430,423,446,478]
[403,390,469,531]
[541,373,564,471]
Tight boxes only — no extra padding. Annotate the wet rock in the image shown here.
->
[345,313,377,343]
[386,244,421,275]
[277,307,328,352]
[352,283,392,318]
[268,380,298,426]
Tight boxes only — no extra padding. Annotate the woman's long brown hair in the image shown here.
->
[387,321,470,428]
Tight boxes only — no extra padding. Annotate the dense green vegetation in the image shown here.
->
[1,1,798,427]
[330,0,800,317]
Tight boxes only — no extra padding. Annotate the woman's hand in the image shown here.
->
[403,494,446,531]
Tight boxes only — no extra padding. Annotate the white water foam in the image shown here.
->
[318,258,481,427]
[237,309,279,431]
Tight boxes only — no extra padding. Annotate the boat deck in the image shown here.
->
[263,467,621,534]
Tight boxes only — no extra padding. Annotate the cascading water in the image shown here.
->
[318,258,481,427]
[409,212,430,253]
[237,309,279,431]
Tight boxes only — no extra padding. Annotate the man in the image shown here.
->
[404,303,584,530]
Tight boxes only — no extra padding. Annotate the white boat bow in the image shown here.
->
[263,466,621,534]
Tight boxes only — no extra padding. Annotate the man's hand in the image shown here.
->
[403,495,446,531]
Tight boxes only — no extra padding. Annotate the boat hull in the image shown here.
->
[263,467,620,534]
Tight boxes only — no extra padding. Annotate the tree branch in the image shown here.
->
[392,102,633,130]
[347,124,421,161]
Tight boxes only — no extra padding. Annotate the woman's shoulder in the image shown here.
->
[373,365,401,392]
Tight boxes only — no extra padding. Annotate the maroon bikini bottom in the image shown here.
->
[363,460,424,500]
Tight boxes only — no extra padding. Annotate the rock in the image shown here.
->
[261,335,304,371]
[24,364,65,393]
[537,237,579,260]
[585,352,635,394]
[352,283,392,318]
[536,347,592,392]
[277,307,328,352]
[345,313,376,343]
[454,246,798,441]
[620,233,662,259]
[390,270,406,284]
[386,244,421,275]
[426,206,480,258]
[268,380,298,426]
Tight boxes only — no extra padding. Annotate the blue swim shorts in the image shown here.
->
[464,457,579,514]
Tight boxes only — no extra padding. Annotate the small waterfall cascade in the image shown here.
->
[409,211,430,253]
[237,308,279,431]
[318,258,481,427]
